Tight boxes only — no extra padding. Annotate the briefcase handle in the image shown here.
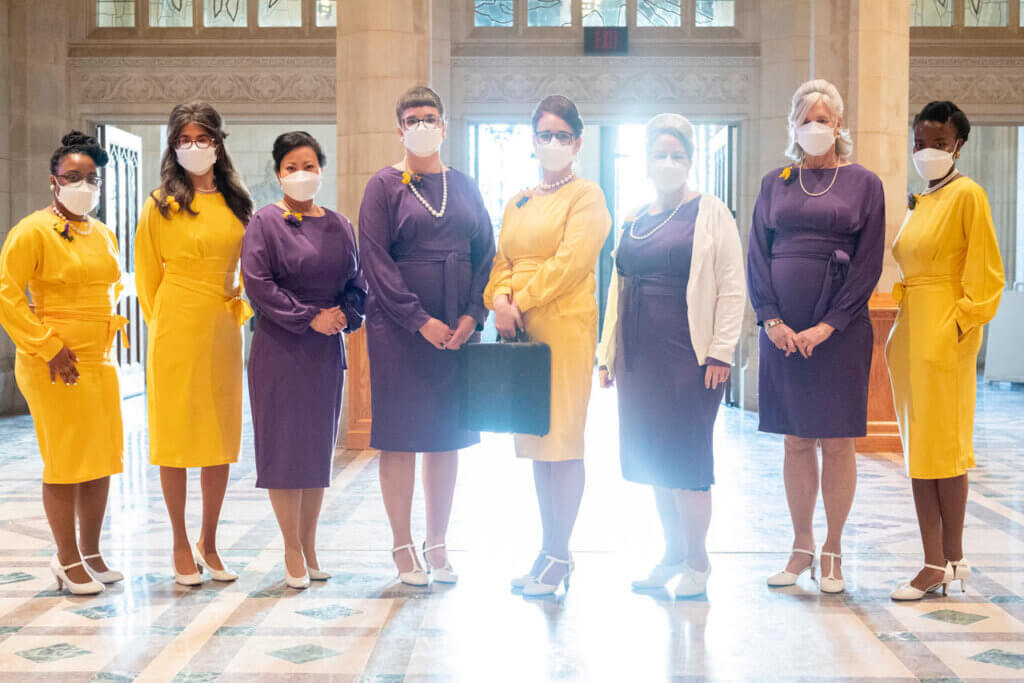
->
[498,329,531,344]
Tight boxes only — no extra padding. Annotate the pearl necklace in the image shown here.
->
[629,193,693,241]
[536,172,576,192]
[406,166,448,219]
[798,162,841,197]
[52,204,93,236]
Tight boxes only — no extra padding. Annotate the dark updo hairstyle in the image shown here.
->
[272,131,327,172]
[50,131,109,175]
[532,95,584,137]
[153,101,254,225]
[395,85,445,124]
[913,101,971,143]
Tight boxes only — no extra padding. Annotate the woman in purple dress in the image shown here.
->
[358,86,495,586]
[598,114,745,599]
[241,131,366,589]
[748,80,884,594]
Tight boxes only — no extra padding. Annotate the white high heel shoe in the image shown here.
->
[284,559,310,590]
[392,544,429,586]
[632,561,686,591]
[193,543,238,582]
[511,551,545,590]
[307,566,331,581]
[50,555,104,595]
[767,547,816,587]
[82,554,124,584]
[422,542,458,585]
[950,558,971,592]
[673,564,711,599]
[819,551,845,594]
[891,562,953,601]
[522,555,573,597]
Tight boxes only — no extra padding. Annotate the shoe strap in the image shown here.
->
[392,544,422,570]
[792,548,816,557]
[924,563,949,572]
[422,543,453,572]
[423,543,447,553]
[61,560,84,571]
[81,554,102,561]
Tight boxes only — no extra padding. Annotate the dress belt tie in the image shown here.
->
[891,274,955,306]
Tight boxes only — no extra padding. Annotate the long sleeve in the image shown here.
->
[707,202,747,364]
[746,174,780,325]
[358,175,431,333]
[955,185,1005,332]
[513,185,612,313]
[596,230,623,374]
[337,218,367,334]
[483,206,515,311]
[0,224,64,361]
[240,214,320,335]
[819,176,885,332]
[464,187,497,327]
[134,197,164,324]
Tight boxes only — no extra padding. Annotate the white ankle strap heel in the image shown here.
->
[819,551,845,594]
[767,547,816,587]
[891,562,953,601]
[422,542,458,585]
[50,555,104,595]
[82,553,124,585]
[393,544,429,586]
[522,555,573,597]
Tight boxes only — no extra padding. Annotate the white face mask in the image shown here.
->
[279,170,322,202]
[402,123,444,158]
[913,147,956,182]
[796,121,837,158]
[649,158,689,193]
[175,143,218,175]
[56,180,100,216]
[534,139,577,172]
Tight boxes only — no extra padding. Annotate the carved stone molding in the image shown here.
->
[910,56,1024,105]
[69,57,336,104]
[451,56,756,105]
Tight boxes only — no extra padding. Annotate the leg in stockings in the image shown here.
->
[268,488,304,577]
[539,459,586,585]
[530,462,554,576]
[910,478,948,591]
[159,466,196,575]
[42,482,90,584]
[676,489,712,572]
[423,450,458,569]
[652,486,686,565]
[76,477,112,574]
[937,474,969,563]
[379,451,417,572]
[819,437,857,581]
[197,464,230,571]
[782,435,819,574]
[299,488,326,571]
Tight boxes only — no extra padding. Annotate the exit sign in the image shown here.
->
[584,26,628,54]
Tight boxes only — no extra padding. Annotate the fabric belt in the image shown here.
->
[891,274,955,306]
[396,253,470,327]
[620,275,686,372]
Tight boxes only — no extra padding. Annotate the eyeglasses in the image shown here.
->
[402,115,441,130]
[175,135,215,150]
[55,173,103,187]
[534,131,575,146]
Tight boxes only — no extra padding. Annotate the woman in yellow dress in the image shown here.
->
[0,131,126,595]
[135,102,254,586]
[886,101,1004,601]
[484,95,612,597]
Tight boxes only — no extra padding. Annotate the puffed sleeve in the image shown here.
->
[357,174,432,333]
[746,173,781,325]
[336,215,367,334]
[954,183,1005,332]
[464,179,496,327]
[240,212,320,334]
[134,196,164,324]
[513,184,612,313]
[482,200,517,310]
[0,222,65,361]
[819,173,885,332]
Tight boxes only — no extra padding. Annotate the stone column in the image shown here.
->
[337,0,431,449]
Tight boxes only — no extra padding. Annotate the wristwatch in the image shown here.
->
[764,318,784,329]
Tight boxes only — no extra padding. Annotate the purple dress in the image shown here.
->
[747,164,885,438]
[241,205,366,489]
[614,199,727,490]
[358,167,496,453]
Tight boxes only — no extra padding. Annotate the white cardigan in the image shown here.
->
[597,193,746,376]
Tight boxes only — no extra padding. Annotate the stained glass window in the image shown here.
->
[582,0,626,26]
[695,0,734,27]
[475,0,514,27]
[637,0,682,27]
[259,0,303,27]
[205,0,246,27]
[316,0,337,27]
[965,0,1008,26]
[97,0,135,27]
[150,0,193,27]
[528,0,572,27]
[911,0,954,26]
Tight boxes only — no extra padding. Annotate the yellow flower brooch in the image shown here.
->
[401,170,422,187]
[283,210,303,227]
[164,196,181,212]
[778,166,795,185]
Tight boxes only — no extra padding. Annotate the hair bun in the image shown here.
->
[61,130,96,147]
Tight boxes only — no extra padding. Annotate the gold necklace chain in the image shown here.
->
[798,162,841,197]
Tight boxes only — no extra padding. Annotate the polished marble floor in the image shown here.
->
[0,379,1021,682]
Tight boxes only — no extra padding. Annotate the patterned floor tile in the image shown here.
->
[970,648,1024,670]
[15,641,90,663]
[922,608,990,626]
[266,643,340,664]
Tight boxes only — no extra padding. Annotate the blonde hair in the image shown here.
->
[785,79,854,161]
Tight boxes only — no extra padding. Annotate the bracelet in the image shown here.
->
[764,318,784,329]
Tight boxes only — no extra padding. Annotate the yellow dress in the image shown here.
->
[885,177,1004,479]
[135,193,252,468]
[0,210,126,484]
[483,180,612,461]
